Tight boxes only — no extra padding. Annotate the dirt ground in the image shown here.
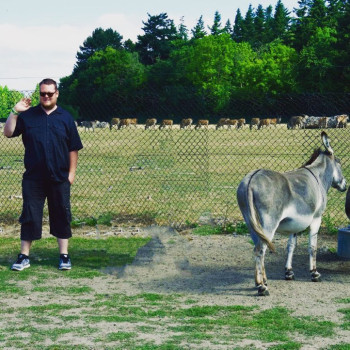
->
[3,224,350,349]
[100,225,350,349]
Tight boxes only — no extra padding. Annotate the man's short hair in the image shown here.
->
[39,78,58,90]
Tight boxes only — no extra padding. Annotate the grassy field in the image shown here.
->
[1,125,349,228]
[0,234,349,349]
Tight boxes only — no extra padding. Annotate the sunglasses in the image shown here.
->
[40,91,56,97]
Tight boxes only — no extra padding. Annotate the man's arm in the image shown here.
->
[3,98,31,137]
[68,150,79,184]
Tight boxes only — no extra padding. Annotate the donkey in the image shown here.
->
[237,132,347,296]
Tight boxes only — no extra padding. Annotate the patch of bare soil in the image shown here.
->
[102,226,350,349]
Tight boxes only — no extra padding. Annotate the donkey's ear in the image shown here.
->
[321,131,334,155]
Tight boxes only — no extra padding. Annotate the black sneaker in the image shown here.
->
[59,254,72,270]
[11,254,30,271]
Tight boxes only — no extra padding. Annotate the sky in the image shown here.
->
[0,0,300,91]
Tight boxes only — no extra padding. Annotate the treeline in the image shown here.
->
[4,0,350,121]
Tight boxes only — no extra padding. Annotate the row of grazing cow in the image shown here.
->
[79,114,349,131]
[249,118,281,130]
[109,117,247,130]
[287,114,348,129]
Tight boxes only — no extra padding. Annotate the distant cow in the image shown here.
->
[237,118,246,129]
[336,114,348,128]
[227,119,238,129]
[129,118,138,128]
[118,118,131,129]
[96,121,110,129]
[180,118,193,129]
[318,116,329,129]
[81,120,97,131]
[304,116,326,129]
[287,115,307,129]
[145,118,157,130]
[216,118,229,130]
[258,118,271,129]
[195,120,209,129]
[110,118,120,130]
[250,118,260,130]
[159,119,173,130]
[270,118,281,127]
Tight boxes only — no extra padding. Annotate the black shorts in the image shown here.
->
[19,179,72,241]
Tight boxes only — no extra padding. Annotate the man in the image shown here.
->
[3,78,83,271]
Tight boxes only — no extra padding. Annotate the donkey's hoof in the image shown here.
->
[311,271,321,282]
[285,269,295,281]
[257,285,270,296]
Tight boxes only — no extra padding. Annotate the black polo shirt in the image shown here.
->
[11,105,83,182]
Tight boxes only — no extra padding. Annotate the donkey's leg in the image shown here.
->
[254,243,269,296]
[309,219,321,282]
[285,233,297,280]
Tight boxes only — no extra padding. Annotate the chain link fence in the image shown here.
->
[1,90,350,230]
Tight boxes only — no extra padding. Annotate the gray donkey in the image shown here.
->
[237,132,347,296]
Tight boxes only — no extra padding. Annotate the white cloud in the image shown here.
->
[95,13,144,41]
[0,24,91,52]
[0,23,96,90]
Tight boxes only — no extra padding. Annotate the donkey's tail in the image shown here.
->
[247,180,276,252]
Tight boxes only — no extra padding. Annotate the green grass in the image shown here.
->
[0,235,344,349]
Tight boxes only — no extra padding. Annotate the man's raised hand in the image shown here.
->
[15,98,31,113]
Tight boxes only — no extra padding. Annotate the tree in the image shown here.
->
[273,0,291,42]
[309,0,328,28]
[123,39,136,52]
[178,16,189,41]
[75,28,123,67]
[291,0,328,50]
[60,48,145,118]
[298,26,338,92]
[191,15,207,39]
[136,13,178,65]
[254,5,266,47]
[264,5,275,43]
[0,86,23,118]
[291,0,313,50]
[247,40,298,94]
[334,0,350,91]
[232,9,244,42]
[242,5,256,44]
[169,34,255,112]
[208,11,224,35]
[223,19,232,35]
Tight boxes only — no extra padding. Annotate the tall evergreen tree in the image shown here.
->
[136,13,178,65]
[223,19,233,35]
[327,0,344,27]
[191,15,207,39]
[209,11,224,35]
[291,0,328,50]
[232,9,244,42]
[242,5,256,44]
[309,0,328,27]
[273,0,291,42]
[178,16,189,41]
[264,5,275,43]
[254,5,266,47]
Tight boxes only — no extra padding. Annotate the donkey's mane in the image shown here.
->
[302,148,322,167]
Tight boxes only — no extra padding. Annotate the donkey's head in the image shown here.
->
[321,132,347,192]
